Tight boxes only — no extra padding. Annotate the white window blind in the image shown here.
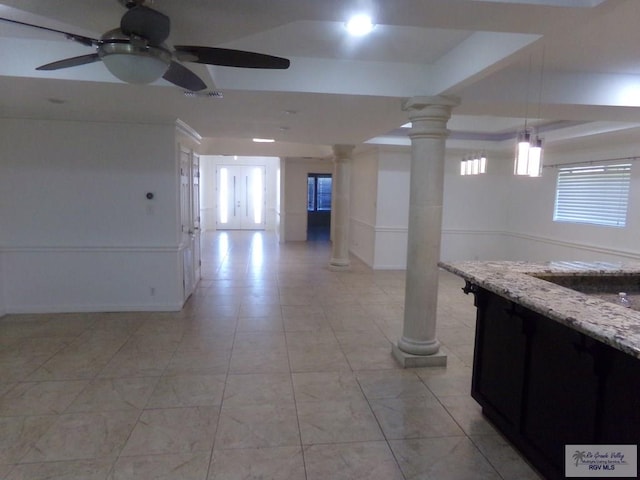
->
[553,163,631,227]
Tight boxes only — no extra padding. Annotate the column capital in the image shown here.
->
[402,95,460,140]
[332,144,355,161]
[402,95,460,113]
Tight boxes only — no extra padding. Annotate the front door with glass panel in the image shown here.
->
[217,165,266,230]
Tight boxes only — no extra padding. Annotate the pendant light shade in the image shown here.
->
[460,152,487,176]
[514,131,530,175]
[528,136,543,177]
[514,130,543,177]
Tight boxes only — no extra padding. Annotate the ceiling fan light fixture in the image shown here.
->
[2,4,291,90]
[102,52,169,84]
[99,35,171,84]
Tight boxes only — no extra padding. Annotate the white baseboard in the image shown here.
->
[4,303,184,315]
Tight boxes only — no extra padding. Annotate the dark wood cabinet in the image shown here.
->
[470,286,640,480]
[472,291,527,430]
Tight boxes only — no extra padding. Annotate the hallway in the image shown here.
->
[0,231,541,479]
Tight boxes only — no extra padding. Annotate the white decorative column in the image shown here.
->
[329,144,354,270]
[392,95,459,368]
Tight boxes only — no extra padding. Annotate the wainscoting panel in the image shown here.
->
[373,225,408,270]
[505,233,640,262]
[349,218,376,267]
[2,246,184,314]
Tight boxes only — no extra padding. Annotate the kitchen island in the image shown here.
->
[439,260,640,480]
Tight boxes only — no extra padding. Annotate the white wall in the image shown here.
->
[441,150,511,261]
[349,147,508,269]
[281,158,333,241]
[503,142,640,261]
[363,139,640,266]
[5,119,634,316]
[441,142,640,263]
[0,118,185,313]
[0,253,5,316]
[351,141,640,267]
[349,149,378,265]
[276,162,282,242]
[199,155,280,232]
[199,155,217,232]
[372,151,411,269]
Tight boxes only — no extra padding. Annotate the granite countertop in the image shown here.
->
[438,260,640,360]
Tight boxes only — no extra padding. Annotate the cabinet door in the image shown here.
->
[472,291,528,429]
[598,346,640,444]
[522,311,598,472]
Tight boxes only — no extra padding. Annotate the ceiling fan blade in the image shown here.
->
[36,54,101,71]
[0,17,98,47]
[174,46,290,69]
[121,5,170,45]
[162,61,207,91]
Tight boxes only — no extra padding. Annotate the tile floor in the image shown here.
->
[0,231,543,479]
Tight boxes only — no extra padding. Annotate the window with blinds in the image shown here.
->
[553,163,631,227]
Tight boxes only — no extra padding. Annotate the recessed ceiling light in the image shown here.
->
[252,138,275,143]
[345,14,374,36]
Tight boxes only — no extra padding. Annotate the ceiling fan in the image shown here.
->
[0,0,290,91]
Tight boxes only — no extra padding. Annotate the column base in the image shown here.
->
[328,258,350,271]
[392,344,447,368]
[396,336,440,356]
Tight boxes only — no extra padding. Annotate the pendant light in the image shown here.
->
[514,50,544,178]
[514,130,543,177]
[460,152,487,176]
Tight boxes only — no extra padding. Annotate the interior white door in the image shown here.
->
[180,148,195,299]
[192,153,201,281]
[217,165,266,230]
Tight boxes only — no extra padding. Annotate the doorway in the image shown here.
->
[216,165,266,230]
[307,173,332,241]
[180,148,201,301]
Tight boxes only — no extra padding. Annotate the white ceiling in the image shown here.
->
[1,0,640,158]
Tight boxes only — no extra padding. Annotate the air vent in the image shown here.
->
[183,90,223,98]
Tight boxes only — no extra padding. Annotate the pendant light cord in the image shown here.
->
[523,53,533,131]
[535,46,546,127]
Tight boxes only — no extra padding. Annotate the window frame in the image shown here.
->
[307,174,332,212]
